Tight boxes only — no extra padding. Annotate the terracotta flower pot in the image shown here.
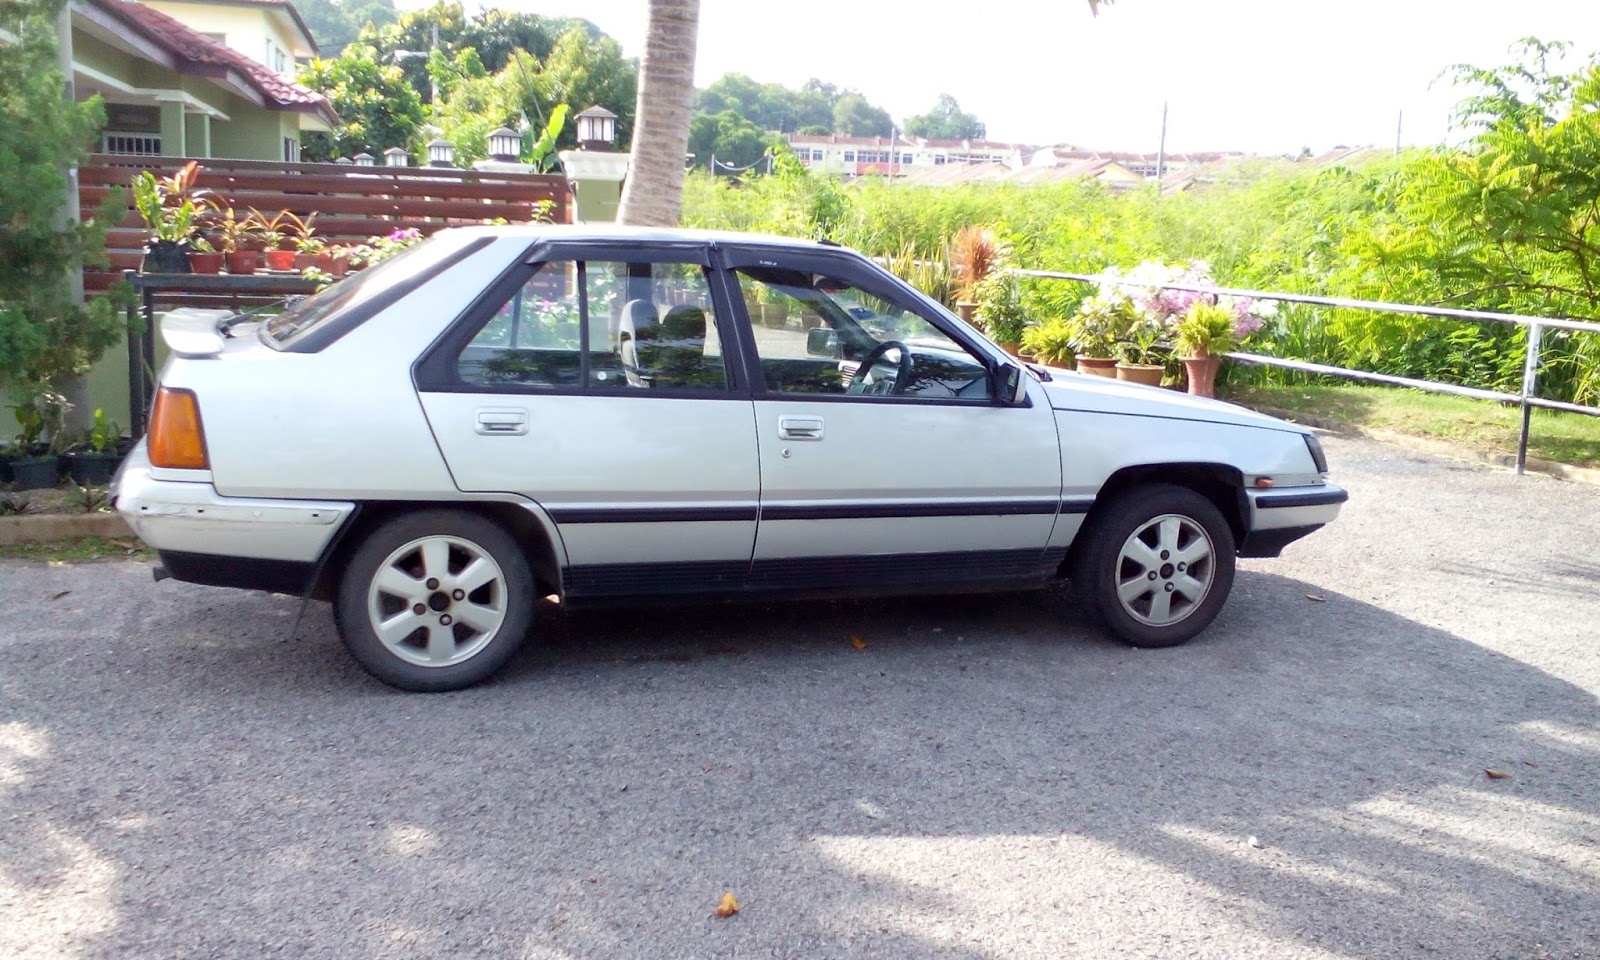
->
[188,251,223,274]
[1074,356,1118,378]
[1183,353,1223,398]
[1115,362,1164,386]
[998,341,1022,358]
[329,255,350,278]
[955,302,978,324]
[264,250,298,271]
[225,250,259,275]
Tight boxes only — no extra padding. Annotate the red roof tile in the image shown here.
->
[88,0,336,125]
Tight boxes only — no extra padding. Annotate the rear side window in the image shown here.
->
[455,259,728,393]
[262,233,488,351]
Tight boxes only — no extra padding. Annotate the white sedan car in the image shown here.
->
[113,226,1346,691]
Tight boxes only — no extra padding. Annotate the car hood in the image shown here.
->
[1040,371,1302,433]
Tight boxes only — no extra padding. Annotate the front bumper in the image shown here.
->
[112,441,355,571]
[1239,483,1348,558]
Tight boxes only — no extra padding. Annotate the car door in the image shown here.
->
[721,246,1066,591]
[415,240,760,597]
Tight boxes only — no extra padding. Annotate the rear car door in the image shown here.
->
[415,240,760,597]
[722,246,1066,590]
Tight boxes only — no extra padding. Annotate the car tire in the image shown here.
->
[335,510,535,691]
[1070,483,1237,649]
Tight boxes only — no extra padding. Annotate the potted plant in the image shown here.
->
[948,225,1003,324]
[1065,294,1133,377]
[972,268,1028,356]
[1020,316,1076,368]
[1173,297,1269,397]
[187,236,224,274]
[62,408,123,486]
[132,166,208,273]
[326,243,353,278]
[755,283,790,328]
[1114,309,1169,386]
[8,393,69,490]
[254,209,309,271]
[213,206,267,274]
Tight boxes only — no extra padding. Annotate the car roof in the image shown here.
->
[439,223,846,252]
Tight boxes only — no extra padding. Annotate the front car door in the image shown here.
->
[722,246,1066,591]
[416,240,760,598]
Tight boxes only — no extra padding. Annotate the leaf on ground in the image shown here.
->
[1485,769,1511,780]
[1524,759,1539,768]
[850,635,868,650]
[714,892,740,918]
[1305,594,1326,602]
[50,590,70,600]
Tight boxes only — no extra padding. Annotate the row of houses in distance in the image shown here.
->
[785,133,1379,192]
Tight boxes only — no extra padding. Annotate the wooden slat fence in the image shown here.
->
[80,155,570,292]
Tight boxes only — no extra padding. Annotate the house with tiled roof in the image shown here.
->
[66,0,335,161]
[784,133,1029,178]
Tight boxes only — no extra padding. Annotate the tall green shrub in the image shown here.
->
[0,0,125,407]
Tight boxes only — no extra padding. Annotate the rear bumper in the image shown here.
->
[1240,483,1347,558]
[112,441,354,574]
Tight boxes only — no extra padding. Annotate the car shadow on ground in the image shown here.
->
[1,567,1597,958]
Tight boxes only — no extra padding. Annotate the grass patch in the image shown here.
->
[1223,382,1600,468]
[0,536,153,564]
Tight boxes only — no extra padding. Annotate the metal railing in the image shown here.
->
[1015,269,1600,475]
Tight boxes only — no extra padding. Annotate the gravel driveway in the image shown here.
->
[2,433,1597,960]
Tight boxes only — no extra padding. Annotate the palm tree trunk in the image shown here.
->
[617,0,700,227]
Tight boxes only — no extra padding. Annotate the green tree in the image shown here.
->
[904,94,986,140]
[832,93,893,137]
[295,0,398,54]
[529,25,637,149]
[688,110,777,172]
[297,42,428,159]
[0,0,124,408]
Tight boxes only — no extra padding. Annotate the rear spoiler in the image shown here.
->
[160,308,232,359]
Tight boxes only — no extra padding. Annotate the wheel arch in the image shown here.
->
[311,499,566,602]
[1063,462,1248,575]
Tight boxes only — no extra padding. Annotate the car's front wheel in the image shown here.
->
[1071,484,1236,648]
[335,510,535,691]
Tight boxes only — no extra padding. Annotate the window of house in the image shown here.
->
[458,260,727,393]
[842,150,856,162]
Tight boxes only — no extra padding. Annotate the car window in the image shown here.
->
[263,232,480,347]
[733,267,991,401]
[457,259,728,393]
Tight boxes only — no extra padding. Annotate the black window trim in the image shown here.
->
[414,239,749,399]
[717,244,1025,409]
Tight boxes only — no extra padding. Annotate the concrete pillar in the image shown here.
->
[158,100,186,157]
[558,151,631,224]
[185,113,211,159]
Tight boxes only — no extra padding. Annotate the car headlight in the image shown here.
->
[1303,432,1328,474]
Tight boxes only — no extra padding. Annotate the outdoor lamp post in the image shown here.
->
[574,105,617,151]
[427,138,455,168]
[334,157,353,165]
[353,152,375,166]
[487,127,521,163]
[384,147,409,167]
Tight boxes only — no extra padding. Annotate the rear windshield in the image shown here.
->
[261,232,484,349]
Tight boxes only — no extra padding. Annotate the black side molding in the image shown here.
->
[1254,488,1349,509]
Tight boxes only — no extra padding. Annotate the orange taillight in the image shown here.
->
[148,387,210,470]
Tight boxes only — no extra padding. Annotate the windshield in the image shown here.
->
[261,232,482,348]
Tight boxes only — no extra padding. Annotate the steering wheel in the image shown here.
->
[847,340,914,396]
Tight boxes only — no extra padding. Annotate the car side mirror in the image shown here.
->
[806,326,840,358]
[993,362,1028,405]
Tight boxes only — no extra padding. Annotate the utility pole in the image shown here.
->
[1155,102,1168,182]
[1394,109,1403,156]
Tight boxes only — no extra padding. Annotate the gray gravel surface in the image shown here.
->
[2,433,1598,960]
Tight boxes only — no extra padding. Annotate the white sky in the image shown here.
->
[400,0,1599,154]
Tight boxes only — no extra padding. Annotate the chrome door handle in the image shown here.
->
[475,408,528,436]
[778,415,824,440]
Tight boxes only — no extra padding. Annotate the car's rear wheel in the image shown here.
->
[335,510,534,691]
[1071,484,1236,648]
